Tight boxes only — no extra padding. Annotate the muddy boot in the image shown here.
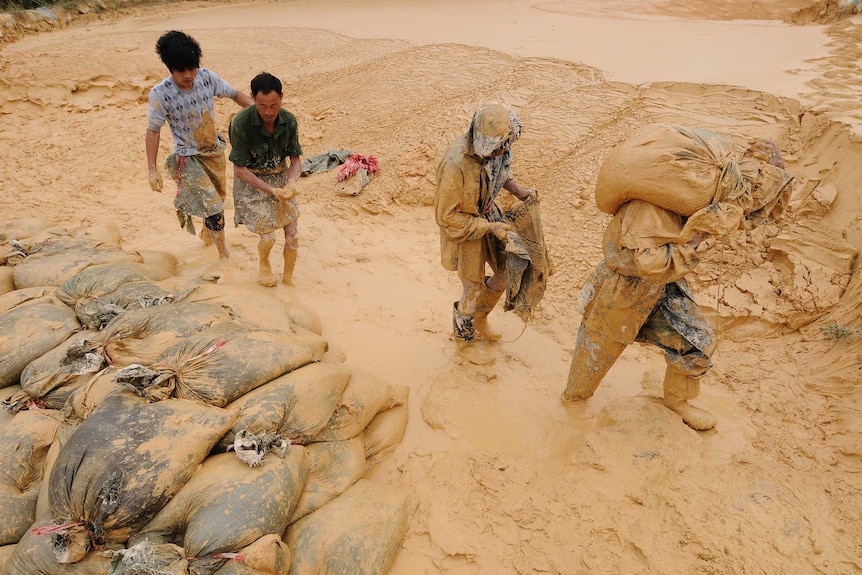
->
[257,239,277,287]
[211,229,230,260]
[282,247,298,286]
[561,324,627,403]
[662,370,716,431]
[453,302,494,365]
[474,277,504,342]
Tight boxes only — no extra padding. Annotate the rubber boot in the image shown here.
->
[474,277,504,342]
[257,239,277,287]
[453,302,494,365]
[662,370,716,431]
[561,324,627,403]
[211,229,230,260]
[282,247,298,286]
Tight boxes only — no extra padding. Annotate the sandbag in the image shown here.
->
[212,535,292,575]
[363,403,409,471]
[174,283,295,333]
[503,193,552,322]
[314,370,409,442]
[0,409,62,545]
[595,123,744,216]
[44,392,238,562]
[285,301,322,335]
[0,267,13,296]
[76,280,176,330]
[0,286,56,314]
[100,301,232,367]
[129,450,308,575]
[116,321,317,407]
[0,385,20,428]
[133,249,178,276]
[12,237,141,289]
[289,437,366,524]
[0,523,116,575]
[0,299,81,388]
[57,261,172,310]
[285,479,413,575]
[62,367,120,423]
[5,331,107,413]
[218,362,351,452]
[0,217,54,242]
[0,545,15,573]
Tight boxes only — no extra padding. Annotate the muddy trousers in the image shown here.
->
[563,324,627,400]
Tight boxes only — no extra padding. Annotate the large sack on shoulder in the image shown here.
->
[314,370,409,442]
[5,332,107,413]
[101,301,231,367]
[219,362,351,452]
[57,262,172,310]
[363,402,409,471]
[0,299,80,388]
[0,523,116,575]
[174,283,294,333]
[0,286,56,314]
[76,280,176,330]
[129,449,308,574]
[116,321,317,407]
[12,237,140,289]
[44,392,238,562]
[285,479,414,575]
[596,124,739,216]
[289,437,366,524]
[0,409,62,545]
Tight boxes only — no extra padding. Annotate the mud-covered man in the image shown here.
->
[228,72,303,287]
[145,30,253,263]
[562,127,793,431]
[435,103,536,365]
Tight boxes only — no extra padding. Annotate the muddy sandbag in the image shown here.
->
[57,262,173,310]
[0,523,117,575]
[218,362,351,452]
[0,299,81,388]
[0,267,13,296]
[116,321,317,407]
[284,301,322,335]
[101,301,232,367]
[62,367,120,423]
[363,403,409,471]
[12,237,141,289]
[289,437,366,524]
[76,280,177,330]
[130,450,307,571]
[595,123,792,220]
[0,409,62,545]
[133,250,178,276]
[3,332,107,413]
[211,534,291,575]
[0,545,15,573]
[44,392,238,562]
[0,385,20,428]
[174,283,295,333]
[105,542,188,575]
[0,217,55,242]
[285,479,413,575]
[0,286,57,315]
[314,370,409,443]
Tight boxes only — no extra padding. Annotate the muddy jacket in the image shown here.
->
[580,200,706,346]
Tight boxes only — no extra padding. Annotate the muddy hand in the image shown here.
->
[148,168,163,192]
[490,222,512,241]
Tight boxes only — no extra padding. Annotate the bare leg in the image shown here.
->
[282,221,299,285]
[257,231,277,287]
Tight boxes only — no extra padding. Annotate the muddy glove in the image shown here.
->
[148,168,163,192]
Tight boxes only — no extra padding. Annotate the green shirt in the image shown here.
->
[229,106,302,172]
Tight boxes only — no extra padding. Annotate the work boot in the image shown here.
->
[474,277,504,342]
[257,239,277,287]
[662,370,716,431]
[282,247,298,286]
[453,302,494,365]
[561,324,627,403]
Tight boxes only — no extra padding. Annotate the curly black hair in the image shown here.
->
[155,30,201,72]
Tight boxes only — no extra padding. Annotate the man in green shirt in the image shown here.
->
[229,72,303,287]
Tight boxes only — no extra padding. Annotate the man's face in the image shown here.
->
[170,67,198,91]
[254,91,283,125]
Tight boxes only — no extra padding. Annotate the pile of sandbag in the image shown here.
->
[0,218,413,575]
